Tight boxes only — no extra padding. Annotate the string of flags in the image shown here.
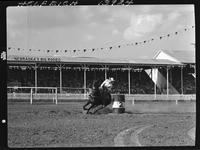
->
[9,65,146,72]
[7,25,194,54]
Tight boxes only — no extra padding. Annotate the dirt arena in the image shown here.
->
[7,100,196,147]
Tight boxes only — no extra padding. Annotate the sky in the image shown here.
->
[7,5,195,59]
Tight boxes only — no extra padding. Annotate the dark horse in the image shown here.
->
[83,81,112,114]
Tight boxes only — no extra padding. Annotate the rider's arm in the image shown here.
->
[100,79,108,88]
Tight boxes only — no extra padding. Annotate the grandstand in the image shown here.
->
[7,49,195,102]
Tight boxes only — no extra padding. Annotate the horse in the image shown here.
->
[83,82,112,114]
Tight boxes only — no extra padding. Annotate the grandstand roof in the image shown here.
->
[154,50,195,64]
[56,56,183,66]
[60,57,182,66]
[7,55,183,66]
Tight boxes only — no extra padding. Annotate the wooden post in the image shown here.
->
[84,65,87,99]
[34,64,37,94]
[30,88,33,104]
[128,67,131,95]
[181,66,183,95]
[59,64,62,93]
[170,68,173,84]
[153,68,157,100]
[52,89,54,103]
[132,97,135,105]
[105,65,107,79]
[167,67,169,98]
[194,65,196,90]
[55,88,58,104]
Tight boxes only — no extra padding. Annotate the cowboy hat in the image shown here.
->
[109,77,115,81]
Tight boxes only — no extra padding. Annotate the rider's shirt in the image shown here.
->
[100,79,113,91]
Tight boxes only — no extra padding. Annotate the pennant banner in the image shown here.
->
[7,26,194,54]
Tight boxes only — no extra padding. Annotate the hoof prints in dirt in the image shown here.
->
[8,127,68,147]
[138,121,195,146]
[49,110,71,115]
[93,107,113,114]
[8,109,83,123]
[46,110,85,118]
[8,103,195,147]
[83,107,113,115]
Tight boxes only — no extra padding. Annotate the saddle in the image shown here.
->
[89,87,111,106]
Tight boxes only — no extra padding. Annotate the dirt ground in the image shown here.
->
[7,101,196,147]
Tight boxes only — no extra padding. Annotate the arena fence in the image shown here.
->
[7,87,196,104]
[125,94,195,105]
[59,87,90,94]
[7,87,58,104]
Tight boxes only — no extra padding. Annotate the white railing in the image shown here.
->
[7,87,58,104]
[7,87,196,104]
[59,87,91,94]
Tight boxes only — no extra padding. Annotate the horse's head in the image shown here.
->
[92,80,101,89]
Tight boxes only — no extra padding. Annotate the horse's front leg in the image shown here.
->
[83,101,91,110]
[87,103,100,114]
[86,103,95,114]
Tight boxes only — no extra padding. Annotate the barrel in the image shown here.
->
[112,95,125,114]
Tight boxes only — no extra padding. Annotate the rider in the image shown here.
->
[99,77,115,92]
[89,77,114,101]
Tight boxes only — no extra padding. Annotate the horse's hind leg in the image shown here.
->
[93,105,104,114]
[87,104,97,114]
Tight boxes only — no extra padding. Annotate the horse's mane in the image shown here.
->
[93,80,101,89]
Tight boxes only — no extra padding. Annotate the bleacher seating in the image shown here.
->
[7,66,195,94]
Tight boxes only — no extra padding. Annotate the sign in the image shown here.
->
[8,55,61,62]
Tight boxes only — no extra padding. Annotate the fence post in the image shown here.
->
[132,97,135,105]
[55,88,58,104]
[52,89,54,103]
[30,88,33,104]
